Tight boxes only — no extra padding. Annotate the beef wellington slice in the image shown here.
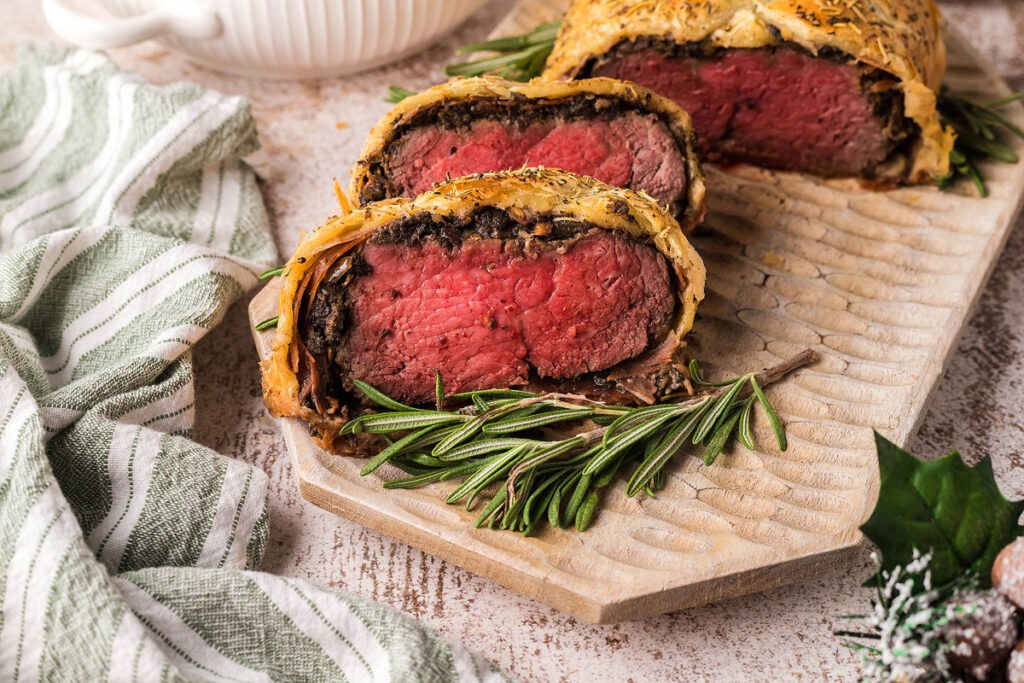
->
[261,169,705,455]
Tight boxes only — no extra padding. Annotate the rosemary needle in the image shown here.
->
[254,316,279,331]
[353,349,816,534]
[258,265,286,280]
[383,85,417,103]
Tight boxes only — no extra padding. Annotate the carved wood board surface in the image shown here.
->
[249,1,1024,623]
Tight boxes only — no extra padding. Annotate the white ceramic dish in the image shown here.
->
[43,0,491,79]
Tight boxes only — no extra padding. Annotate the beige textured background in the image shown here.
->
[4,0,1024,679]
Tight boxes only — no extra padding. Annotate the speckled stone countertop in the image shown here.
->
[4,1,1024,680]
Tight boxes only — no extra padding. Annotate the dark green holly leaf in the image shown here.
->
[860,432,1024,590]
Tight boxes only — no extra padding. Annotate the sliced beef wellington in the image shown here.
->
[349,77,706,231]
[261,169,705,455]
[544,0,955,182]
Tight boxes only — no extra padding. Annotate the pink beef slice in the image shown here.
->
[386,113,687,205]
[591,47,896,176]
[343,232,674,404]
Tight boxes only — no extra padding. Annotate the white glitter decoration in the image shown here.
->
[848,551,980,682]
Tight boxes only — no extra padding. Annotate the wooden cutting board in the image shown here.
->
[249,1,1024,623]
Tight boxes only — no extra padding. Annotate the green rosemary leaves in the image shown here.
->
[253,267,287,330]
[937,88,1024,197]
[350,349,815,534]
[384,86,418,104]
[254,316,279,331]
[382,21,560,103]
[444,20,561,81]
[258,265,286,280]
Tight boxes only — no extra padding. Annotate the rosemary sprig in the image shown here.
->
[258,265,286,280]
[936,88,1024,197]
[254,316,279,331]
[384,86,418,104]
[254,267,286,329]
[352,349,816,534]
[443,20,561,81]
[381,21,561,102]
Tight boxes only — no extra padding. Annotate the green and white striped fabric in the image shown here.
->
[0,45,506,682]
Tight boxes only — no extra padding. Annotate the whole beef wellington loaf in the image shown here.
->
[349,77,706,229]
[544,0,955,182]
[261,169,705,455]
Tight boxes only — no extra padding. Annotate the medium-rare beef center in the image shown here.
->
[544,0,955,183]
[261,169,706,455]
[333,210,674,404]
[350,77,706,228]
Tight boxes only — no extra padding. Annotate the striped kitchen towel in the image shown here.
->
[0,45,506,682]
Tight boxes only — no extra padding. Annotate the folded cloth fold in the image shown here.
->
[0,45,506,682]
